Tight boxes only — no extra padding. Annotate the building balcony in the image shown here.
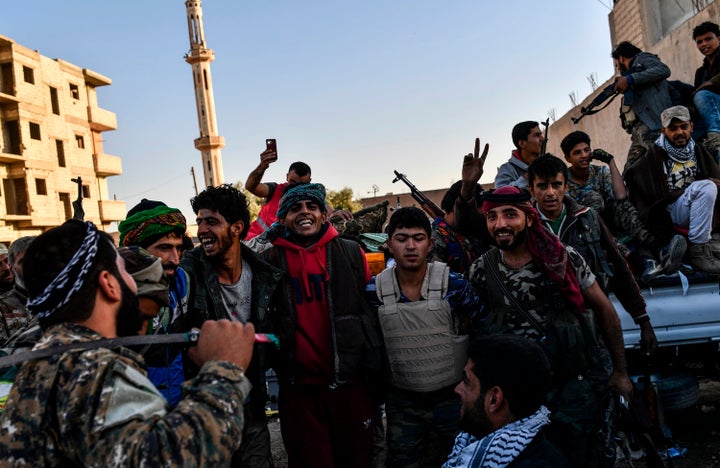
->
[94,152,122,176]
[0,151,23,163]
[194,135,225,151]
[98,199,126,222]
[87,106,117,132]
[0,91,19,105]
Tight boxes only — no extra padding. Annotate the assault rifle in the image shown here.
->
[392,170,444,219]
[70,176,84,221]
[571,81,620,124]
[540,118,550,156]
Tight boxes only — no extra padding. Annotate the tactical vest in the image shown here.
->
[376,262,468,393]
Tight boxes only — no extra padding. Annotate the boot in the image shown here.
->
[658,234,687,273]
[686,243,720,274]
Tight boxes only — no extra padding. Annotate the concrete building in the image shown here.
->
[0,33,124,241]
[547,0,719,169]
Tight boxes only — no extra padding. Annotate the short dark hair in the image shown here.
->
[693,21,720,39]
[288,161,311,177]
[386,206,431,237]
[24,220,119,329]
[560,131,591,158]
[190,184,251,239]
[612,41,642,59]
[467,335,551,419]
[441,181,483,213]
[511,121,539,149]
[527,154,569,186]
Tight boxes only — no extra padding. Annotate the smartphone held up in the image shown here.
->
[266,139,278,161]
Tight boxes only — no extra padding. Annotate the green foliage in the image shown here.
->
[326,187,362,213]
[233,181,263,221]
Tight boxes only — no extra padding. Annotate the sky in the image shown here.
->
[1,1,616,222]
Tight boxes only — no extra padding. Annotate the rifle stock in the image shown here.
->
[392,170,444,219]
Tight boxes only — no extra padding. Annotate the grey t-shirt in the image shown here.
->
[219,258,253,323]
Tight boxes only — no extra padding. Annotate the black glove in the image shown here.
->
[591,149,614,164]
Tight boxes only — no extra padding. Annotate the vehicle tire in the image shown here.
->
[633,372,699,412]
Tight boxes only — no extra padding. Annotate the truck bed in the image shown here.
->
[614,273,720,349]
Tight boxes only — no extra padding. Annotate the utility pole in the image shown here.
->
[190,166,199,196]
[184,0,225,187]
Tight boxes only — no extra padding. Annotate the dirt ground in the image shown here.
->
[269,377,720,467]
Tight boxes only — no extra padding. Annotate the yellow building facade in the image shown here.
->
[0,34,124,241]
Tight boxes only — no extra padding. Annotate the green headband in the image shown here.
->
[119,205,186,247]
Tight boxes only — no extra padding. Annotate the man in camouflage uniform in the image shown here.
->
[460,150,632,466]
[560,131,686,279]
[0,236,35,345]
[0,220,256,466]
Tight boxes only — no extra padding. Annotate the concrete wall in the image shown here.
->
[549,0,720,170]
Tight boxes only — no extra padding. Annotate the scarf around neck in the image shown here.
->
[443,406,551,468]
[655,133,696,163]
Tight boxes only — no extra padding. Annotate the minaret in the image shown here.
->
[184,0,224,187]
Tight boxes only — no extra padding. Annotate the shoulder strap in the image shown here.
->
[482,249,547,338]
[375,267,398,307]
[425,262,449,301]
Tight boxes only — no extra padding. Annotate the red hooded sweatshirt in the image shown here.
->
[272,224,339,385]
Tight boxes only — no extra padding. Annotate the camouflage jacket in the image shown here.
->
[0,323,251,467]
[0,288,30,345]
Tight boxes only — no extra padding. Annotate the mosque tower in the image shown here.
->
[184,0,225,187]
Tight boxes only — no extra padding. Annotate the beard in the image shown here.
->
[495,226,529,251]
[115,276,145,337]
[458,395,494,438]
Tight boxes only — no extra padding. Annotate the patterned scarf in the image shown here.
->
[443,406,551,468]
[27,222,100,319]
[118,205,186,247]
[655,133,696,163]
[481,186,585,314]
[655,134,698,191]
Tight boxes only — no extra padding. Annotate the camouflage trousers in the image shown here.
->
[608,198,659,255]
[625,121,660,171]
[385,386,460,468]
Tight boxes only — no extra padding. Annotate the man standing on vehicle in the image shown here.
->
[181,184,283,468]
[495,121,544,189]
[118,199,190,407]
[367,206,483,467]
[611,41,673,169]
[264,182,382,468]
